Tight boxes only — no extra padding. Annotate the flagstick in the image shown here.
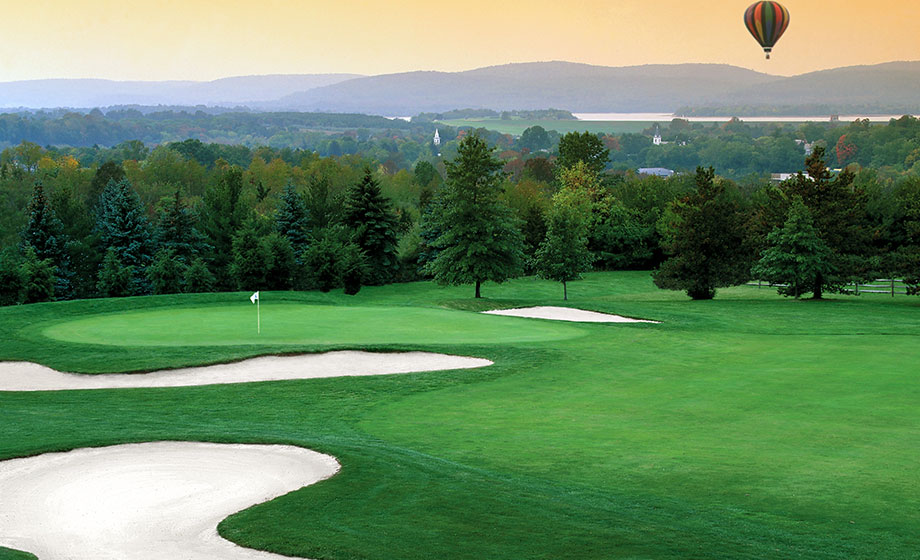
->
[257,297,260,334]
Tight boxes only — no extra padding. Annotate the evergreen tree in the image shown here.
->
[21,183,69,298]
[302,227,366,293]
[230,220,267,292]
[184,258,216,293]
[96,178,153,295]
[50,184,100,300]
[154,189,204,264]
[96,248,133,298]
[343,168,400,285]
[275,183,310,261]
[779,146,870,298]
[87,161,126,211]
[0,248,24,306]
[20,246,55,304]
[535,190,594,300]
[147,248,187,295]
[653,167,751,300]
[261,232,296,291]
[199,167,250,290]
[752,198,832,298]
[423,134,524,298]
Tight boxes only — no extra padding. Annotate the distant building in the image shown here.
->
[771,173,796,182]
[433,129,441,147]
[638,167,674,178]
[652,124,666,146]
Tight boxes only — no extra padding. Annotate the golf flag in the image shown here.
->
[250,292,260,334]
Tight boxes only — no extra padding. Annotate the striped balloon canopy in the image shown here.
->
[744,1,790,59]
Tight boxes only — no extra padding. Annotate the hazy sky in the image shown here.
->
[2,0,916,82]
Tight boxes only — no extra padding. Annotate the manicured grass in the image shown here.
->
[437,118,654,136]
[0,548,36,560]
[1,271,919,559]
[43,303,582,348]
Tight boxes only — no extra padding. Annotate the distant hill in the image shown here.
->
[0,74,361,109]
[2,61,919,115]
[678,61,920,115]
[264,62,781,114]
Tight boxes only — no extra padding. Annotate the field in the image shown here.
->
[2,271,919,559]
[436,118,656,136]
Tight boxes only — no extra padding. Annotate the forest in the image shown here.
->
[1,115,920,305]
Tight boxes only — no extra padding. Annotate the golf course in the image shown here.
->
[1,270,918,559]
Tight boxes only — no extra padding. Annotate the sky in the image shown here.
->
[1,0,917,82]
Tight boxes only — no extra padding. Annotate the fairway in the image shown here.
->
[42,303,585,347]
[2,272,919,559]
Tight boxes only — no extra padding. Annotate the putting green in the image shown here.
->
[42,303,586,347]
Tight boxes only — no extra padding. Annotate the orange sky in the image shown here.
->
[1,0,916,81]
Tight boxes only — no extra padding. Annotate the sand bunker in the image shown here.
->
[483,306,659,323]
[0,351,493,391]
[0,442,337,560]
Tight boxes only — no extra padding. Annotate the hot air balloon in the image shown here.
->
[744,1,790,59]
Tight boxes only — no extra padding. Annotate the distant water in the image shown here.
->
[573,112,917,123]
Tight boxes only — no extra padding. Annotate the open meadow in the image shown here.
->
[1,271,918,559]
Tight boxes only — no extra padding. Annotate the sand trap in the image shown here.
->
[0,442,337,560]
[0,351,493,392]
[483,306,659,323]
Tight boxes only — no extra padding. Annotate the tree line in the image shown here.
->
[1,130,919,305]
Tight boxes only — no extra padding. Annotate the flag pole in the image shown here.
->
[257,296,260,334]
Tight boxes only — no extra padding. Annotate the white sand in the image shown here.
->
[0,442,338,560]
[0,351,493,392]
[483,306,659,323]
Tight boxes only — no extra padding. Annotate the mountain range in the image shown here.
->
[1,61,918,116]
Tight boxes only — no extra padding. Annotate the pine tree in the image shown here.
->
[423,134,524,298]
[96,248,133,298]
[752,198,832,298]
[21,183,69,298]
[50,184,100,300]
[0,248,24,306]
[147,248,187,295]
[199,167,250,290]
[184,258,216,293]
[302,227,366,293]
[275,183,310,261]
[535,190,594,300]
[20,246,55,304]
[154,189,204,264]
[653,167,751,300]
[780,146,870,298]
[229,220,267,291]
[96,178,153,295]
[261,232,296,291]
[343,168,399,285]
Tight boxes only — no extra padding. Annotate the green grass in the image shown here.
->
[0,548,36,560]
[437,118,655,136]
[2,272,919,559]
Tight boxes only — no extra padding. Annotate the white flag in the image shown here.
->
[250,291,259,304]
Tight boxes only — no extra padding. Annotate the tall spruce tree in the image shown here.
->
[0,248,24,306]
[155,189,204,264]
[96,178,153,295]
[199,167,250,290]
[275,183,310,261]
[343,168,399,285]
[752,198,832,298]
[423,134,524,298]
[779,146,870,298]
[653,167,751,300]
[21,183,69,298]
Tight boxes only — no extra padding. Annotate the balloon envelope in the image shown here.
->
[744,1,790,59]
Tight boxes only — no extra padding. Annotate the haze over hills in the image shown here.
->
[0,74,361,109]
[1,61,918,116]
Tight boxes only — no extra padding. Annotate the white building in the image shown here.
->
[433,129,441,147]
